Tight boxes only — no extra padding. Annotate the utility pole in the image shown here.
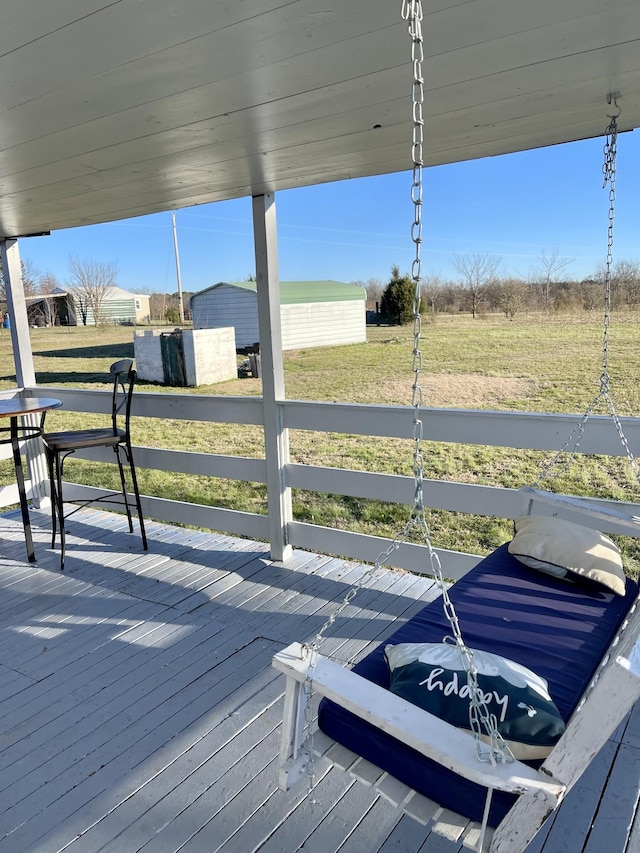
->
[171,210,185,324]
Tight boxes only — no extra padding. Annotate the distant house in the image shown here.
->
[190,280,366,351]
[26,287,150,326]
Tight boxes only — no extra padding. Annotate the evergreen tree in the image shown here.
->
[380,265,423,324]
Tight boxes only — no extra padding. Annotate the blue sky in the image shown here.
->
[20,129,640,295]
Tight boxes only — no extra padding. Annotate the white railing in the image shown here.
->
[24,385,640,580]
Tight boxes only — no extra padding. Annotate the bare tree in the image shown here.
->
[38,272,62,326]
[0,258,40,301]
[495,277,527,319]
[612,259,640,308]
[452,253,501,318]
[21,259,42,296]
[67,256,118,326]
[149,293,166,323]
[421,274,443,315]
[579,277,600,312]
[40,272,61,294]
[149,292,183,324]
[535,247,573,311]
[352,278,385,310]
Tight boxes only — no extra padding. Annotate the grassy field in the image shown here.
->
[3,313,640,575]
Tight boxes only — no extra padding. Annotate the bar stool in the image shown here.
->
[42,358,148,569]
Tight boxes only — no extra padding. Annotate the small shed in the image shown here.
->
[190,280,366,351]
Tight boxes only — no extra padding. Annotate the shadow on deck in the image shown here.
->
[0,507,638,852]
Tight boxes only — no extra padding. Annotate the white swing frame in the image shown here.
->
[273,582,640,852]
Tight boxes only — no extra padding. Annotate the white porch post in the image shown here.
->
[252,192,293,562]
[1,238,48,507]
[1,238,35,388]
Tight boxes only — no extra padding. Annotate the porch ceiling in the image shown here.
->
[1,0,639,237]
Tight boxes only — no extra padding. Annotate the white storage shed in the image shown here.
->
[190,280,366,351]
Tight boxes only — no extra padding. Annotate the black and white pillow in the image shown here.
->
[384,642,565,760]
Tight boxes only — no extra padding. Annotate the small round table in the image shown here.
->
[0,396,62,562]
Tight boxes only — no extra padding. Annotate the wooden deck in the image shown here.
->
[0,507,638,853]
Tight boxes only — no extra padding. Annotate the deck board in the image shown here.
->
[0,507,638,852]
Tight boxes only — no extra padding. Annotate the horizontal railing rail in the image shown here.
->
[282,399,640,455]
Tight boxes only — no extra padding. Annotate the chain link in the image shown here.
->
[537,108,640,489]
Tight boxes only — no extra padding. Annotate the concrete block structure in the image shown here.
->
[134,327,237,386]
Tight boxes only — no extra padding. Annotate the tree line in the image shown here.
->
[4,250,639,328]
[357,253,640,322]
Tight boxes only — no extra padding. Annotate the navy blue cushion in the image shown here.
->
[318,543,638,826]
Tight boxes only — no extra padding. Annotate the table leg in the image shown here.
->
[10,415,36,562]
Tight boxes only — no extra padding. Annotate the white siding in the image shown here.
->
[281,300,365,351]
[193,286,366,351]
[98,298,136,325]
[192,285,259,348]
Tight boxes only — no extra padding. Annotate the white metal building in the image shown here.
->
[25,286,150,327]
[191,280,366,350]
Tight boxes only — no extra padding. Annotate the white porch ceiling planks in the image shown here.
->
[0,0,639,236]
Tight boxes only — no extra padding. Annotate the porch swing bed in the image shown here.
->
[315,542,638,828]
[274,533,640,851]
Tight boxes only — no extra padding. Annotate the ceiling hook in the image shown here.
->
[607,93,622,118]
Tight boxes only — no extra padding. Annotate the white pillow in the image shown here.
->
[508,515,626,596]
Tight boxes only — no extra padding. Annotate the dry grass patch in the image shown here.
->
[360,374,533,407]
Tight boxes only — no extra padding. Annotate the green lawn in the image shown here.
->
[3,313,640,574]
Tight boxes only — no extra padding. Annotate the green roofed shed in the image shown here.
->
[227,280,366,305]
[191,280,366,351]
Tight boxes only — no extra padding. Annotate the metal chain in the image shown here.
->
[400,0,513,767]
[537,107,640,489]
[602,112,617,383]
[297,2,515,798]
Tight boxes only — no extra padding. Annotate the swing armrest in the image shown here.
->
[489,633,640,853]
[541,623,640,783]
[272,642,565,803]
[520,486,640,533]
